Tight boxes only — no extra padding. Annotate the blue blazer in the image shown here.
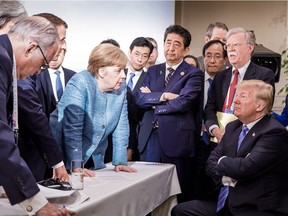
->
[36,67,76,118]
[135,61,203,157]
[50,70,129,169]
[273,94,288,127]
[0,34,39,204]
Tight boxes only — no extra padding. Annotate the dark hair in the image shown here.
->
[33,13,68,28]
[164,24,191,48]
[202,39,227,58]
[129,37,154,55]
[205,22,228,39]
[100,38,120,48]
[184,55,200,68]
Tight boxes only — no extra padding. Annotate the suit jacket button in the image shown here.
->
[101,125,105,129]
[26,205,33,212]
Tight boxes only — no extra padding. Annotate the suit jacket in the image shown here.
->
[0,34,39,205]
[50,70,129,170]
[204,62,275,130]
[206,115,288,214]
[17,76,64,181]
[135,61,204,157]
[36,67,76,118]
[273,94,288,127]
[126,69,146,152]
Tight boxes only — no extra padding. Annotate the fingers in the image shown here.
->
[114,165,137,173]
[83,168,95,177]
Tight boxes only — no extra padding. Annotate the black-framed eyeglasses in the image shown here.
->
[37,45,49,69]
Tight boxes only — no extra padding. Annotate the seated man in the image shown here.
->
[172,80,288,216]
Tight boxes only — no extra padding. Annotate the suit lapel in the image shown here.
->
[164,61,186,90]
[243,62,256,80]
[237,116,269,156]
[133,70,146,93]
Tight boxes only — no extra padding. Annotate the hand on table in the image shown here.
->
[36,202,75,216]
[114,165,137,173]
[53,165,69,182]
[140,86,151,93]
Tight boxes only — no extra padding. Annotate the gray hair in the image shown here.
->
[8,16,60,51]
[0,0,27,29]
[226,27,256,46]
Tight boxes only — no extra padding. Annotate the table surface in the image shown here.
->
[0,162,181,216]
[70,161,181,216]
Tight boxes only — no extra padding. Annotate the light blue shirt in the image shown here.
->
[50,70,129,169]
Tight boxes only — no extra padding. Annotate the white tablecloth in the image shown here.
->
[0,162,181,216]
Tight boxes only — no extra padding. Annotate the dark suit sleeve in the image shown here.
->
[18,78,63,168]
[217,126,288,180]
[134,70,164,108]
[0,51,39,205]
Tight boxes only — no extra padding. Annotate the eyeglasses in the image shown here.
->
[37,45,49,69]
[204,54,224,62]
[224,42,247,50]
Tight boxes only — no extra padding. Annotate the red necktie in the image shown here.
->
[222,69,239,112]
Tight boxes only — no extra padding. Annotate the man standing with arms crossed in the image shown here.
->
[135,25,203,202]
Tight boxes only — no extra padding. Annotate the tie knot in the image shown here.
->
[208,78,213,86]
[167,67,174,73]
[55,70,60,76]
[233,69,239,75]
[130,72,135,78]
[242,124,249,133]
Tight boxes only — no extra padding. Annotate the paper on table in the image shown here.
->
[211,111,238,143]
[38,184,89,208]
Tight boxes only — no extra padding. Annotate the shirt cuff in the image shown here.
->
[218,156,227,164]
[209,124,219,135]
[160,93,166,102]
[52,161,64,169]
[19,192,48,215]
[0,186,5,195]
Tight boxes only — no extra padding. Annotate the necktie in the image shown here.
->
[202,78,213,145]
[222,69,239,112]
[207,78,213,95]
[237,124,249,151]
[127,72,135,90]
[165,67,175,86]
[55,70,63,101]
[216,124,249,212]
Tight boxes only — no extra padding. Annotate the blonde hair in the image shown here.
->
[238,80,273,114]
[88,44,128,76]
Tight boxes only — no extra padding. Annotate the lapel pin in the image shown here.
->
[160,71,162,75]
[252,132,255,137]
[180,72,185,76]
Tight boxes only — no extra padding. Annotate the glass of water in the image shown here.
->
[70,160,84,190]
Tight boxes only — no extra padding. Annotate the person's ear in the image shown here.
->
[25,42,38,57]
[98,67,105,78]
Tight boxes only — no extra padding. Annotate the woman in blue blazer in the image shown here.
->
[50,44,136,175]
[273,94,288,127]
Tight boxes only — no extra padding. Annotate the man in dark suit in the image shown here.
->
[17,13,74,181]
[172,80,288,216]
[204,27,275,144]
[0,15,70,215]
[34,13,76,118]
[126,37,153,161]
[135,25,203,202]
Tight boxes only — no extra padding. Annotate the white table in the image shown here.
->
[69,161,181,216]
[0,162,181,216]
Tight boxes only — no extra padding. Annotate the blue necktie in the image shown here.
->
[165,67,174,86]
[237,124,249,151]
[55,70,63,101]
[127,72,135,90]
[216,124,249,212]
